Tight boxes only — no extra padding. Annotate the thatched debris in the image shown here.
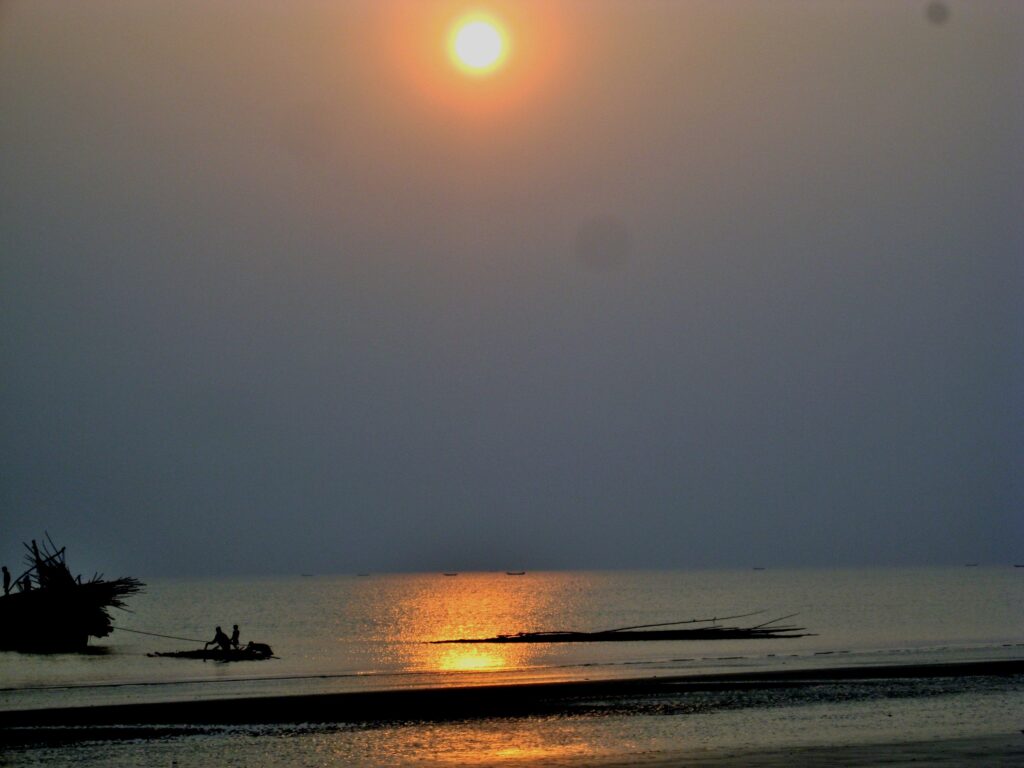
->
[0,535,144,652]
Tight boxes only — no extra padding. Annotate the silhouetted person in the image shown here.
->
[205,626,231,651]
[2,566,10,595]
[230,624,240,649]
[246,641,273,657]
[19,576,32,592]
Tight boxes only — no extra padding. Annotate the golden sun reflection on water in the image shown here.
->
[434,644,509,672]
[370,572,582,678]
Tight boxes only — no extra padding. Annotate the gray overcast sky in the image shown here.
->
[2,1,1021,577]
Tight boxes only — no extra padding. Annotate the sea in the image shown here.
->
[2,567,1022,766]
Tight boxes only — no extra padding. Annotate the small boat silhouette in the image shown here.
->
[443,572,458,576]
[150,642,274,662]
[506,571,526,576]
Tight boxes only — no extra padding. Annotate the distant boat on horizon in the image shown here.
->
[505,571,526,576]
[443,572,458,577]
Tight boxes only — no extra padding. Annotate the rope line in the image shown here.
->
[114,626,206,644]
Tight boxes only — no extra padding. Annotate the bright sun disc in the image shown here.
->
[452,19,505,74]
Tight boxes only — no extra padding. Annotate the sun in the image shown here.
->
[450,16,507,75]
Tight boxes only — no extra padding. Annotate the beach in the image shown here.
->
[4,660,1022,766]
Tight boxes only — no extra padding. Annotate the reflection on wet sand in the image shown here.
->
[425,735,597,765]
[323,717,613,766]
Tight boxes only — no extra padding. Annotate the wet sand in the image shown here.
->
[4,658,1021,729]
[598,735,1024,767]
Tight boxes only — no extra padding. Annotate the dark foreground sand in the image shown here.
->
[596,735,1024,767]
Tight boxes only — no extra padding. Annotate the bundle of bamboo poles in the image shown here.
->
[432,611,813,644]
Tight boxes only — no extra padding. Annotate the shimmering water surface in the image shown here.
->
[2,567,1021,712]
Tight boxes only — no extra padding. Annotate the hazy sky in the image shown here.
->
[2,1,1021,576]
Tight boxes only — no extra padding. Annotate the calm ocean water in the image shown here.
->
[3,568,1023,767]
[2,567,1021,711]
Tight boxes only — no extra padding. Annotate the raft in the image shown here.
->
[149,643,274,661]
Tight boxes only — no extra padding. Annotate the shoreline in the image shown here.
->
[4,658,1021,728]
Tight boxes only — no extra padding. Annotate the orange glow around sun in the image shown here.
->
[382,2,565,116]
